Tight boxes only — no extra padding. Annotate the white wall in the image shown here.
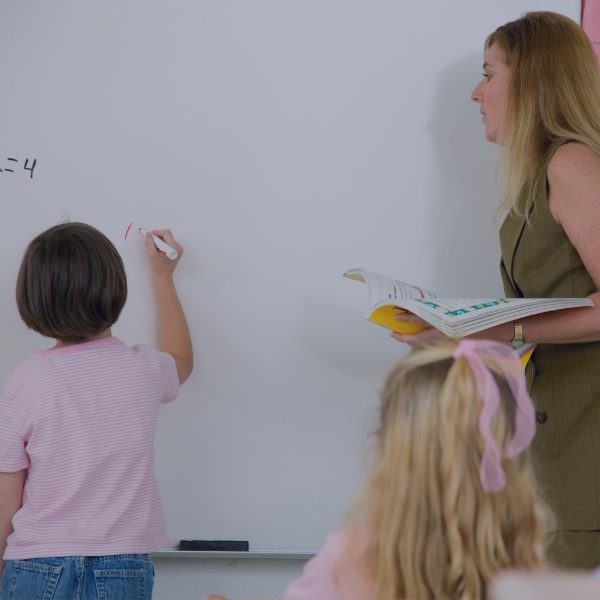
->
[0,1,579,598]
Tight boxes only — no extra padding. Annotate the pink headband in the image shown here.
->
[453,339,536,493]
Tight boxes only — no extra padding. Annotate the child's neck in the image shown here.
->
[52,328,112,349]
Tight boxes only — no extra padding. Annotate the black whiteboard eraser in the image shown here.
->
[178,539,249,552]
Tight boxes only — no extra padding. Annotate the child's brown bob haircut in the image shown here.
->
[16,222,127,343]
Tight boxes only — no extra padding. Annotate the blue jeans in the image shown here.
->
[0,554,154,600]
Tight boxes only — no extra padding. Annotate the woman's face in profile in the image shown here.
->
[470,43,510,144]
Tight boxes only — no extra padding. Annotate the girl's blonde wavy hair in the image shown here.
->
[336,340,551,599]
[486,11,600,215]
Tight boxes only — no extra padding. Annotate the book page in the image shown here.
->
[343,269,439,306]
[410,297,513,321]
[345,268,593,337]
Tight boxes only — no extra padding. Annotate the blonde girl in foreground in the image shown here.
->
[284,339,551,599]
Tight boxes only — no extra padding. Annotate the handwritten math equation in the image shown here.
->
[0,157,36,179]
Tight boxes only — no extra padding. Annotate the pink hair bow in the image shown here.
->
[453,339,536,493]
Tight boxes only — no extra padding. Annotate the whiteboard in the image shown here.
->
[0,0,579,551]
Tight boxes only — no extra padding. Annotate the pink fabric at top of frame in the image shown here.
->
[583,0,600,62]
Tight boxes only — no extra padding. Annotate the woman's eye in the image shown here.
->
[481,72,490,79]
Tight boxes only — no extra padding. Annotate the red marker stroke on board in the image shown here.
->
[125,222,178,260]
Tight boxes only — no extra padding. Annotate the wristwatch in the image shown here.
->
[510,321,525,349]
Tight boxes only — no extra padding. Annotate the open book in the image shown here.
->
[344,268,594,339]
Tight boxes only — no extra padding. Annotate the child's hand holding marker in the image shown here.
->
[144,228,183,276]
[141,227,179,260]
[125,222,179,260]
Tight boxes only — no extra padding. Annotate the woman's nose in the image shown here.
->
[471,81,483,103]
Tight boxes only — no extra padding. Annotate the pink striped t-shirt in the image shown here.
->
[0,336,179,559]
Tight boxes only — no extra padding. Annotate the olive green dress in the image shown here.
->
[499,146,600,568]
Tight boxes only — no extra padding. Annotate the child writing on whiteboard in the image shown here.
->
[283,339,551,599]
[0,222,192,600]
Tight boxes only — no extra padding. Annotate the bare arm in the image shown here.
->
[393,143,600,346]
[479,143,600,344]
[0,470,25,580]
[145,229,193,384]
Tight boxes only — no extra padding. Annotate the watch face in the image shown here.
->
[511,339,525,349]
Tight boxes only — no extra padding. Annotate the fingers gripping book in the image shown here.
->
[343,268,594,339]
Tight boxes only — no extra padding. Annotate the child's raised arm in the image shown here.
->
[144,229,193,384]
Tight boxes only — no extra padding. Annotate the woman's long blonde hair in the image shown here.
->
[337,340,550,599]
[487,11,600,215]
